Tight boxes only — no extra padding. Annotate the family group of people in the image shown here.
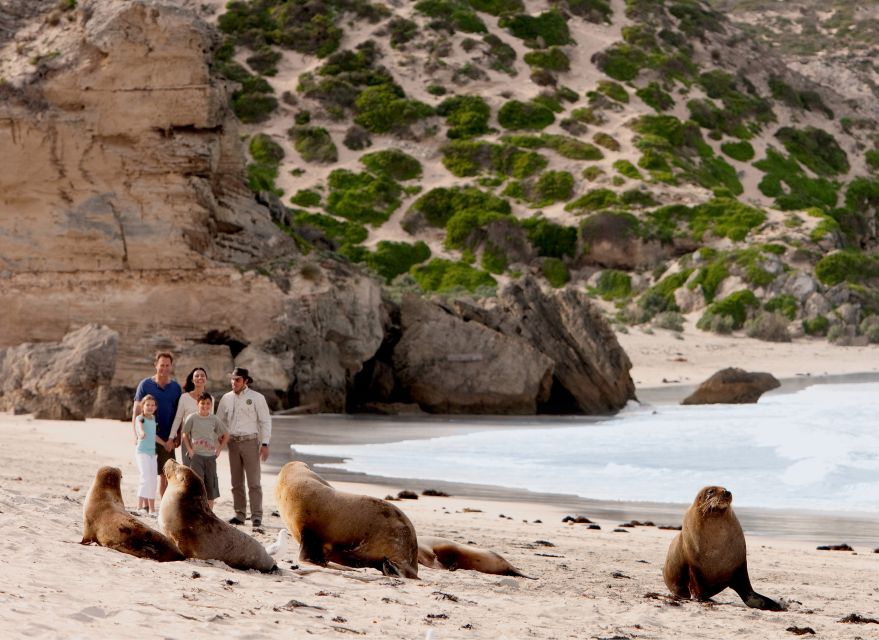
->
[130,352,273,529]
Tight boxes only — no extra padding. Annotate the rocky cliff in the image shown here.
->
[0,0,634,417]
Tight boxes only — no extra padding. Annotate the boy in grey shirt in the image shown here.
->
[182,392,229,509]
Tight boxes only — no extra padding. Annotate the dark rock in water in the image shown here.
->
[681,367,780,405]
[588,524,601,530]
[421,489,450,497]
[816,543,853,551]
[613,528,629,533]
[397,490,418,500]
[658,525,682,531]
[0,324,118,420]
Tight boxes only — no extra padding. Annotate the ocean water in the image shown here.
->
[292,382,879,514]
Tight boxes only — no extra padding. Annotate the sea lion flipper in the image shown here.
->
[299,528,327,566]
[730,565,782,611]
[381,557,403,577]
[743,592,783,611]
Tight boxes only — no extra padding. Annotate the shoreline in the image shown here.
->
[268,371,879,546]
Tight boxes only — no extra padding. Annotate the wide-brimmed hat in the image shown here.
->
[230,367,253,384]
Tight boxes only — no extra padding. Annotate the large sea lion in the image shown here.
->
[81,466,184,562]
[275,461,419,578]
[663,486,782,610]
[417,536,534,578]
[159,460,277,572]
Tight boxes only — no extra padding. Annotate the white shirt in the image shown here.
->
[216,386,272,444]
[168,392,213,440]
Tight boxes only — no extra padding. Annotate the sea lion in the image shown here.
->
[159,460,277,572]
[275,461,419,578]
[81,466,184,562]
[417,536,534,578]
[663,486,782,610]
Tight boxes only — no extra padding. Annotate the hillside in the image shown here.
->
[186,0,879,345]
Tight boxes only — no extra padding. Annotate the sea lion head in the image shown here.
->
[695,485,733,515]
[93,466,124,501]
[163,459,208,504]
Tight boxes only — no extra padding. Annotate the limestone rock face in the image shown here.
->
[0,324,118,419]
[682,367,780,405]
[392,296,553,414]
[470,276,636,414]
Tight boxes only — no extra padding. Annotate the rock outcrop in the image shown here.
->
[392,296,553,414]
[0,1,637,418]
[0,324,118,419]
[681,368,780,405]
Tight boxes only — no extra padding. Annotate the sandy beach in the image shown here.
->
[3,405,879,639]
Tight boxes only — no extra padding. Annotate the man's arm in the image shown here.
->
[255,393,272,462]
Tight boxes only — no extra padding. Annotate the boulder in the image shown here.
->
[456,276,636,414]
[0,324,118,420]
[393,296,553,414]
[577,212,669,270]
[681,368,780,405]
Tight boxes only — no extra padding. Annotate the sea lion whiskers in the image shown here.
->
[698,486,732,516]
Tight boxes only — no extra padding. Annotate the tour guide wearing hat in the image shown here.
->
[216,367,272,528]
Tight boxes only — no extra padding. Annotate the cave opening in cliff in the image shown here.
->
[201,329,247,358]
[538,376,581,415]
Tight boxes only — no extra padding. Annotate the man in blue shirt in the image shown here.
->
[132,351,182,498]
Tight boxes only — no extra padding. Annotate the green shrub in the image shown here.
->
[354,85,433,133]
[387,17,418,48]
[249,133,284,164]
[523,47,570,71]
[555,0,611,22]
[350,240,432,281]
[764,294,798,321]
[499,10,571,47]
[637,269,693,319]
[775,127,849,176]
[325,169,402,226]
[498,100,555,130]
[570,106,605,125]
[690,259,728,303]
[815,250,879,286]
[689,198,766,241]
[595,269,631,300]
[406,186,510,229]
[437,95,491,139]
[232,91,278,124]
[697,290,759,331]
[412,258,496,293]
[744,312,792,342]
[469,0,524,15]
[540,134,603,160]
[504,170,574,207]
[866,149,879,172]
[565,188,619,213]
[415,0,487,33]
[582,166,604,181]
[343,124,372,150]
[442,140,548,178]
[859,315,879,343]
[360,149,422,181]
[246,46,282,76]
[288,126,338,163]
[520,216,577,258]
[621,188,656,208]
[289,189,321,207]
[246,162,281,196]
[291,210,368,246]
[592,132,620,151]
[542,257,570,287]
[653,311,684,332]
[614,159,641,179]
[596,80,629,103]
[720,140,755,162]
[636,82,674,112]
[445,208,509,249]
[768,76,834,119]
[481,243,508,274]
[802,315,829,337]
[483,33,517,74]
[592,43,646,81]
[753,147,840,212]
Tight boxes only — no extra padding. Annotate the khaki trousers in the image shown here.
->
[228,438,262,520]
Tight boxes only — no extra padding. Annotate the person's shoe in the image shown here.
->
[251,518,262,528]
[228,516,245,525]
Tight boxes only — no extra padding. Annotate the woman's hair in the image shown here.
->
[183,367,208,392]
